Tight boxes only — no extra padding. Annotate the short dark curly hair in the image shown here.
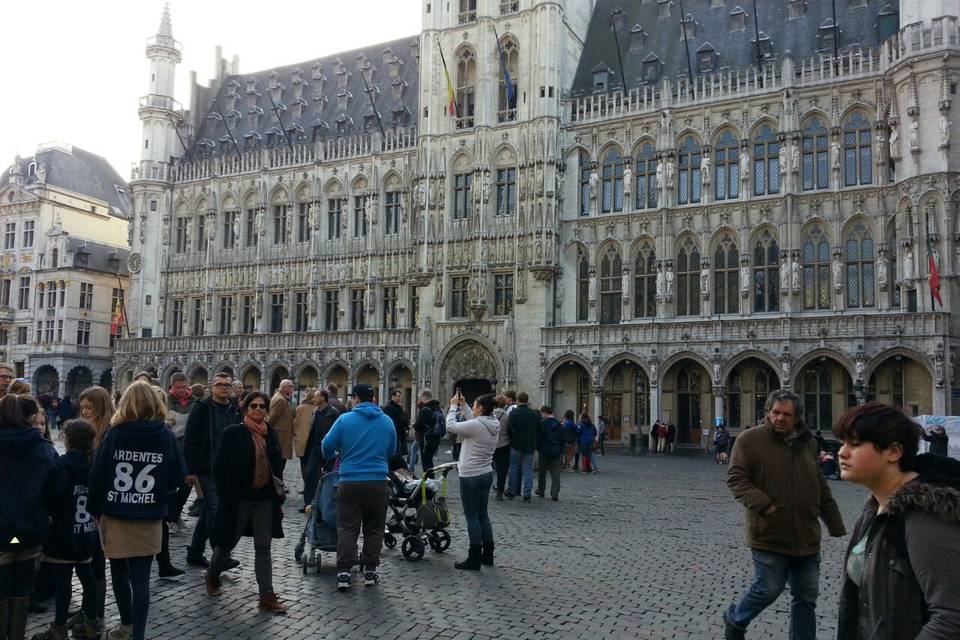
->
[833,401,921,471]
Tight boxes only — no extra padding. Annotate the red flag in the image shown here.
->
[110,308,123,337]
[928,240,943,307]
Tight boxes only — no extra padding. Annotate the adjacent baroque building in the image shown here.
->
[120,0,960,444]
[1,142,131,396]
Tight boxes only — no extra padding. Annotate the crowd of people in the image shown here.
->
[3,357,959,640]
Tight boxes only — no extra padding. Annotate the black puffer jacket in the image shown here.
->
[837,454,960,640]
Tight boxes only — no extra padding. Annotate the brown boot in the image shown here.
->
[204,573,222,597]
[257,592,287,614]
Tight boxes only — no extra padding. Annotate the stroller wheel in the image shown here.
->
[383,534,397,550]
[294,539,305,563]
[432,529,451,552]
[401,537,425,561]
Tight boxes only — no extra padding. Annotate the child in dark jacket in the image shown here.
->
[0,394,65,640]
[576,415,598,473]
[35,420,100,640]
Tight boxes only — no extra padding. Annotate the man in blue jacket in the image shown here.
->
[322,384,396,591]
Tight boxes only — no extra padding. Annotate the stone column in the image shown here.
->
[592,386,602,422]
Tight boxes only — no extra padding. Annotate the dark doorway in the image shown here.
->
[676,364,702,443]
[454,378,494,405]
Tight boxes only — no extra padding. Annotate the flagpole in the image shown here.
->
[678,0,696,99]
[609,9,628,93]
[437,40,460,118]
[360,69,387,146]
[925,203,936,309]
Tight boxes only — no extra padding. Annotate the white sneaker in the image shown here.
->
[336,572,351,591]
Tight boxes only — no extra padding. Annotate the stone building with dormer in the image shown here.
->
[0,141,130,396]
[119,1,960,443]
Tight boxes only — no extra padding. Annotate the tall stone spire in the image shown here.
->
[158,3,173,39]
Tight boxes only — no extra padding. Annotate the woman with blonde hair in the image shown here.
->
[88,382,185,640]
[78,386,115,450]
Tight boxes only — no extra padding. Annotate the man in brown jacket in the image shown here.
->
[269,379,295,474]
[723,389,846,640]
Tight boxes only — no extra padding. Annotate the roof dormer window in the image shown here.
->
[657,0,671,19]
[789,0,806,19]
[680,13,697,40]
[642,53,662,83]
[752,32,773,59]
[697,43,717,74]
[592,67,610,93]
[729,6,747,32]
[819,18,839,51]
[629,25,647,53]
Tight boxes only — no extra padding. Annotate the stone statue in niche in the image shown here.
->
[790,144,799,172]
[791,258,801,290]
[779,150,788,175]
[831,141,840,169]
[700,155,710,183]
[740,265,750,294]
[415,182,426,209]
[665,265,675,296]
[622,166,632,198]
[656,266,665,297]
[589,169,600,202]
[255,209,265,234]
[233,215,242,244]
[622,271,631,298]
[588,272,597,301]
[35,161,46,183]
[941,115,951,147]
[780,257,789,290]
[665,160,675,189]
[909,119,920,153]
[655,161,663,189]
[888,123,900,159]
[482,172,491,203]
[700,266,709,295]
[877,255,888,288]
[903,248,915,280]
[832,257,842,290]
[739,150,749,179]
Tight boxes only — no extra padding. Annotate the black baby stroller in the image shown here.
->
[383,461,458,561]
[295,464,339,574]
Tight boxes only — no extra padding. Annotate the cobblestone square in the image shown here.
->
[27,452,866,639]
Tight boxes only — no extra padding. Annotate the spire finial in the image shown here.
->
[159,2,173,38]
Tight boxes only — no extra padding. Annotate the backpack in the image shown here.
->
[428,409,446,440]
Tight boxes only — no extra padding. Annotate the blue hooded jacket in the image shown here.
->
[89,420,186,521]
[321,403,397,483]
[577,420,597,447]
[0,425,65,551]
[44,450,99,561]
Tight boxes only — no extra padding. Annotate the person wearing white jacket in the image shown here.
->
[446,392,500,570]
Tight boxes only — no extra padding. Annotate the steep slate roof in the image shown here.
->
[66,237,130,276]
[571,0,897,96]
[1,145,131,218]
[188,35,420,157]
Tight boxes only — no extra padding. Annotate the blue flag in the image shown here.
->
[494,29,515,105]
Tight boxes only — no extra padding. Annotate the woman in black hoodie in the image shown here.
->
[0,394,65,640]
[33,420,100,640]
[835,402,960,640]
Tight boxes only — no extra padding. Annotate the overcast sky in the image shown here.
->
[0,0,421,180]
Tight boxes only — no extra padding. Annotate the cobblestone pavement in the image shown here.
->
[26,450,866,639]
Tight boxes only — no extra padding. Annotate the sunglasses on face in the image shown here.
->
[213,383,231,388]
[247,403,266,409]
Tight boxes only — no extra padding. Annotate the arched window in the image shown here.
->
[635,369,650,427]
[601,148,625,213]
[222,209,238,249]
[455,47,476,129]
[635,143,658,210]
[599,246,622,324]
[196,211,208,252]
[576,247,589,321]
[677,137,703,205]
[801,226,831,310]
[800,363,832,432]
[676,363,702,442]
[713,130,740,201]
[634,243,656,318]
[727,371,742,430]
[578,152,591,217]
[845,221,875,308]
[676,238,701,316]
[497,38,519,123]
[713,235,739,314]
[753,367,774,424]
[802,118,829,190]
[752,230,780,312]
[843,112,873,186]
[753,125,780,196]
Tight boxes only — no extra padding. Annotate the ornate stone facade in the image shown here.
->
[119,2,960,442]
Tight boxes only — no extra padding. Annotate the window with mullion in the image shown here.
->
[635,144,658,210]
[297,202,311,242]
[843,113,873,186]
[327,198,342,239]
[353,196,368,238]
[383,286,398,328]
[752,237,780,312]
[270,293,284,332]
[576,253,589,321]
[272,205,289,245]
[634,247,656,318]
[175,217,188,253]
[219,296,233,335]
[496,168,516,216]
[845,223,875,308]
[350,288,365,330]
[801,229,831,310]
[294,291,309,332]
[601,149,625,213]
[677,138,702,205]
[323,290,339,331]
[599,249,622,324]
[753,126,780,195]
[450,276,468,318]
[245,208,258,247]
[713,240,739,314]
[676,244,701,316]
[713,131,740,201]
[223,210,237,249]
[579,153,592,216]
[802,118,829,190]
[453,173,473,219]
[494,274,514,316]
[384,192,401,234]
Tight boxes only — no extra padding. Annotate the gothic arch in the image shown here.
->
[492,143,517,166]
[266,361,293,383]
[598,353,650,385]
[351,174,369,192]
[268,185,289,203]
[384,357,416,380]
[839,103,876,124]
[630,137,657,158]
[799,109,832,129]
[674,231,702,254]
[211,361,235,377]
[748,223,780,246]
[160,365,183,387]
[186,363,210,384]
[674,129,703,147]
[864,347,935,381]
[841,214,877,239]
[660,350,715,386]
[322,359,350,380]
[791,349,856,386]
[435,333,504,394]
[709,124,742,146]
[799,217,834,244]
[351,358,381,379]
[294,181,312,201]
[721,350,783,384]
[543,353,595,386]
[221,193,237,212]
[293,359,323,380]
[242,188,260,208]
[595,238,623,264]
[597,141,625,160]
[629,234,656,262]
[708,225,739,249]
[323,178,343,196]
[451,150,473,172]
[748,117,780,138]
[381,170,403,191]
[195,198,208,214]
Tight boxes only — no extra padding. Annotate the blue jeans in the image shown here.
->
[506,449,533,497]
[459,472,494,546]
[408,440,420,473]
[727,549,820,640]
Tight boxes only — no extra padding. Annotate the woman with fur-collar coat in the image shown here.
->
[834,402,960,640]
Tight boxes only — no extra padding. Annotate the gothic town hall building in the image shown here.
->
[120,0,960,444]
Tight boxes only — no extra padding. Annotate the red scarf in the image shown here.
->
[244,415,270,489]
